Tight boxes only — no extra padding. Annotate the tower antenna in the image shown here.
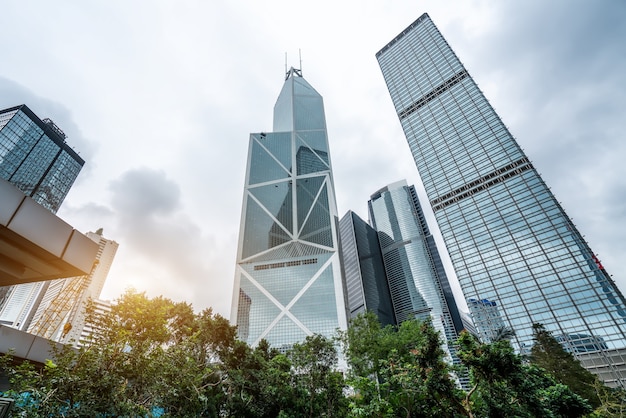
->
[299,49,302,73]
[285,52,288,75]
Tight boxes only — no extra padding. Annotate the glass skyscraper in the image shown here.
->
[467,298,506,343]
[376,13,626,386]
[0,105,84,214]
[231,68,347,350]
[338,210,395,327]
[368,180,463,359]
[0,104,85,330]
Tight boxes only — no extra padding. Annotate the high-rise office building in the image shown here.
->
[0,104,85,330]
[368,180,463,360]
[467,298,506,343]
[377,13,626,386]
[460,311,478,339]
[67,298,112,348]
[338,210,395,327]
[231,68,347,351]
[27,228,118,344]
[0,105,84,214]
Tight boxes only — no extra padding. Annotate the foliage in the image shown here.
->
[1,297,617,417]
[341,312,465,417]
[530,323,626,416]
[1,289,234,417]
[220,338,302,417]
[289,334,348,417]
[529,323,600,407]
[456,330,592,418]
[590,383,626,417]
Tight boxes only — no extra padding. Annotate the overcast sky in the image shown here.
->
[1,1,625,318]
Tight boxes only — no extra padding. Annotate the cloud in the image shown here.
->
[104,168,231,313]
[110,168,181,217]
[57,167,234,316]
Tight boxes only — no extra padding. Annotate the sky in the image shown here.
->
[1,0,625,319]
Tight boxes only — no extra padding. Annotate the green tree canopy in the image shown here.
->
[529,323,601,408]
[2,294,616,417]
[457,330,592,418]
[341,312,464,417]
[1,290,235,417]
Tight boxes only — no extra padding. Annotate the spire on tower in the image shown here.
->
[285,66,303,80]
[284,49,303,80]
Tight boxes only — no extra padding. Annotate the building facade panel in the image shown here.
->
[0,105,84,214]
[338,211,396,326]
[231,69,347,351]
[377,13,626,386]
[368,180,463,360]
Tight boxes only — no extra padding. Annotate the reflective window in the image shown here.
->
[233,74,346,351]
[377,14,626,385]
[0,107,83,213]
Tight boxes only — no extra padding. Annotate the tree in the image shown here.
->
[457,330,592,418]
[529,323,601,407]
[1,294,607,417]
[289,334,348,418]
[0,289,236,417]
[220,338,303,418]
[342,312,465,417]
[529,323,626,416]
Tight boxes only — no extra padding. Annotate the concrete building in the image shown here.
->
[27,229,118,345]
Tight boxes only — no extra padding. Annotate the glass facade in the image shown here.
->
[0,105,84,214]
[467,298,506,343]
[377,13,626,386]
[338,210,395,327]
[368,180,463,361]
[0,104,85,330]
[231,68,347,351]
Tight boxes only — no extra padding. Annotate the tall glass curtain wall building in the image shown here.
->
[338,210,396,327]
[368,180,463,359]
[231,68,348,350]
[0,104,84,330]
[0,105,83,213]
[376,13,626,385]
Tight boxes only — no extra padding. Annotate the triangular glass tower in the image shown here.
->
[231,68,347,351]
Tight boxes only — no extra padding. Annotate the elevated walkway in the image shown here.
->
[0,178,98,286]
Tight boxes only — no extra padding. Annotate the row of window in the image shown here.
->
[253,258,318,271]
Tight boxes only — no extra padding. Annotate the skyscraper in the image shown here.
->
[231,68,347,350]
[0,105,84,214]
[0,104,85,330]
[72,297,112,347]
[377,13,626,386]
[27,228,118,344]
[467,298,506,343]
[338,210,395,327]
[368,180,463,359]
